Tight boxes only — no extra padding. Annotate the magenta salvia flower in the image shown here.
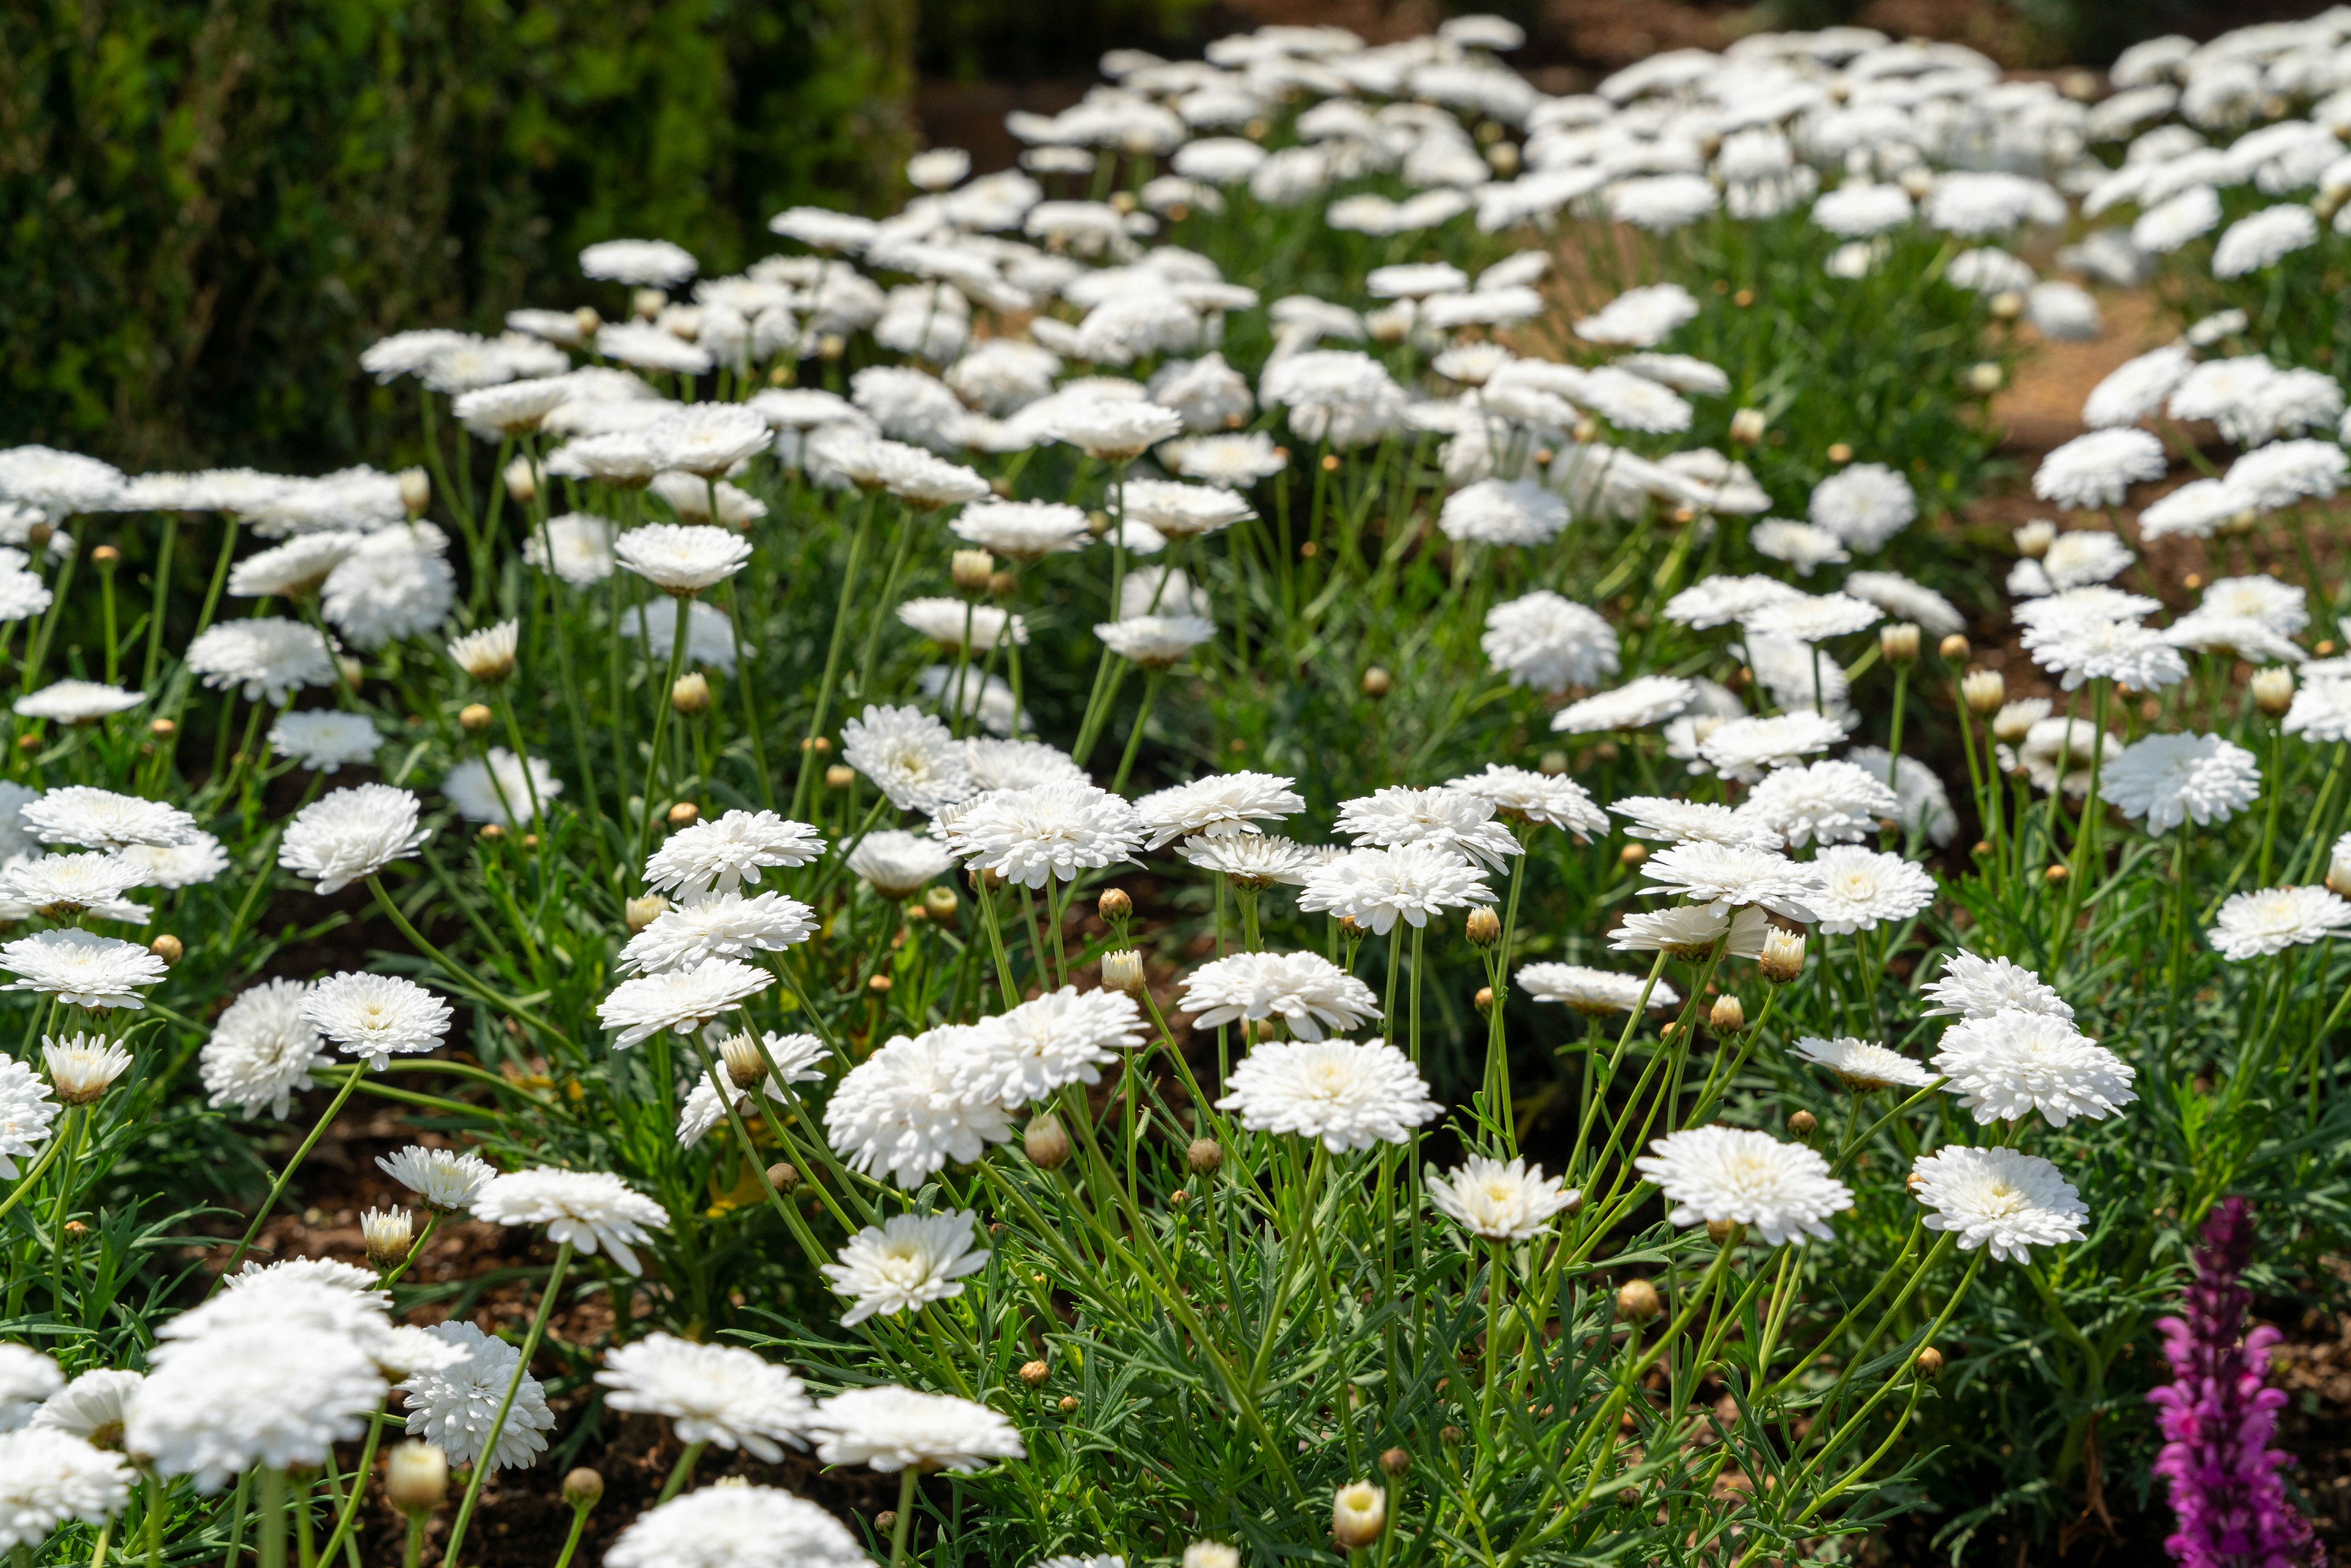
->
[2145,1198,2323,1568]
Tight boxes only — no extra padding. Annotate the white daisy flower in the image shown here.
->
[1805,846,1936,935]
[21,787,195,851]
[596,1334,812,1459]
[0,1427,133,1546]
[1515,963,1678,1015]
[1738,761,1900,849]
[1297,844,1494,935]
[618,891,816,975]
[377,1144,497,1212]
[442,748,562,827]
[952,986,1145,1109]
[0,930,167,1010]
[1443,765,1606,838]
[1608,902,1771,959]
[1921,951,2072,1021]
[2098,732,2260,833]
[1428,1156,1578,1241]
[268,711,382,773]
[1910,1145,2087,1263]
[1480,591,1621,694]
[279,784,432,895]
[1932,1009,2137,1127]
[1336,786,1522,873]
[1552,675,1695,735]
[2208,885,2351,961]
[1610,796,1781,850]
[943,782,1144,888]
[1179,951,1379,1041]
[825,1026,1013,1190]
[302,972,453,1070]
[184,618,336,704]
[1177,835,1320,887]
[821,1211,992,1327]
[1698,712,1847,782]
[847,830,956,898]
[471,1167,670,1276]
[807,1386,1025,1473]
[396,1321,553,1472]
[605,1486,866,1568]
[642,809,825,897]
[1634,1126,1853,1246]
[1214,1037,1439,1153]
[613,522,752,595]
[598,957,772,1048]
[1638,841,1818,921]
[1792,1036,1932,1091]
[0,1059,60,1180]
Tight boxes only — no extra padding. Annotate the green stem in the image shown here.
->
[439,1240,573,1568]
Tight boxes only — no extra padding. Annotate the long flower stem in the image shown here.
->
[440,1241,573,1568]
[217,1070,364,1281]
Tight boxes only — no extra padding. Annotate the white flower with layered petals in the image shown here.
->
[302,973,452,1070]
[1515,963,1677,1015]
[471,1168,669,1275]
[844,705,977,816]
[1805,846,1936,934]
[1443,765,1605,837]
[1214,1037,1439,1153]
[1921,951,2071,1021]
[1297,844,1494,934]
[1481,591,1619,694]
[1738,761,1899,848]
[269,711,381,773]
[614,523,752,595]
[0,1061,59,1180]
[1337,786,1521,872]
[1635,1127,1851,1246]
[808,1386,1024,1473]
[943,782,1144,888]
[443,749,561,827]
[2209,885,2351,960]
[377,1144,497,1211]
[184,619,336,704]
[1179,951,1378,1041]
[1638,841,1818,921]
[0,931,167,1010]
[279,785,430,894]
[953,986,1144,1108]
[2033,429,2167,510]
[1428,1157,1578,1241]
[22,788,195,851]
[822,1211,992,1327]
[848,830,956,898]
[14,683,144,725]
[619,891,815,975]
[1910,1146,2086,1263]
[1793,1036,1932,1091]
[825,1026,1013,1189]
[0,1428,131,1547]
[1698,712,1846,781]
[1609,902,1771,959]
[1809,464,1916,551]
[606,1485,867,1568]
[1933,1010,2136,1127]
[642,810,824,897]
[130,1326,384,1490]
[396,1321,553,1472]
[1552,676,1694,735]
[598,958,772,1047]
[596,1334,812,1459]
[2099,732,2259,833]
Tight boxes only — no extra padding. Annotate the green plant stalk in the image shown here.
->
[439,1240,574,1568]
[216,1070,365,1280]
[793,492,880,817]
[887,1468,919,1568]
[656,1440,707,1504]
[550,1502,594,1568]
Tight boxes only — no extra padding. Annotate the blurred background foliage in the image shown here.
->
[0,0,2285,475]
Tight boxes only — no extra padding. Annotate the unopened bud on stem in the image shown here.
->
[1332,1482,1387,1549]
[1616,1278,1662,1322]
[1024,1113,1072,1169]
[1101,949,1146,994]
[1961,669,2006,715]
[1464,907,1501,947]
[1708,994,1745,1033]
[1880,623,1919,666]
[2252,667,2295,716]
[386,1442,448,1516]
[1759,928,1806,985]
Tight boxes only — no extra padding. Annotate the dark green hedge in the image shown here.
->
[0,0,915,473]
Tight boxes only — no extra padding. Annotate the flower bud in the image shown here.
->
[1987,291,2023,321]
[876,1510,899,1532]
[987,570,1018,598]
[667,801,699,828]
[1788,1109,1817,1137]
[149,718,177,739]
[339,656,365,690]
[1619,842,1648,868]
[399,468,432,516]
[1332,1482,1386,1548]
[719,1033,767,1089]
[2014,520,2055,559]
[1187,1137,1223,1174]
[1019,1359,1051,1387]
[1880,622,1919,666]
[767,1161,801,1191]
[459,702,493,735]
[1465,907,1501,947]
[1961,669,2006,714]
[362,1206,414,1270]
[1101,949,1146,994]
[1992,701,2041,745]
[626,895,669,933]
[1379,1447,1410,1476]
[1439,1425,1465,1446]
[562,1468,605,1509]
[91,544,120,569]
[1759,928,1805,985]
[1727,408,1767,445]
[1098,887,1132,925]
[2252,666,2295,716]
[632,287,666,320]
[503,456,538,506]
[1938,634,1970,665]
[149,934,183,966]
[825,763,855,790]
[1360,666,1392,698]
[1183,1544,1240,1568]
[671,672,711,715]
[1615,1278,1662,1322]
[1706,1218,1739,1245]
[1708,994,1745,1033]
[1539,749,1569,777]
[953,549,994,595]
[1024,1112,1072,1169]
[924,886,959,921]
[1826,442,1853,465]
[572,307,604,340]
[1473,985,1494,1013]
[386,1442,449,1517]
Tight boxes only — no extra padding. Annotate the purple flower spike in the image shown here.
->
[2146,1197,2326,1568]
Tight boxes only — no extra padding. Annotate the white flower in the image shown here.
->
[2024,616,2188,692]
[1792,1036,1932,1091]
[615,523,751,596]
[921,664,1026,737]
[2208,885,2351,960]
[42,1035,130,1105]
[1610,796,1780,850]
[1179,951,1378,1041]
[184,618,336,704]
[1515,963,1678,1016]
[1428,1156,1577,1241]
[443,748,561,827]
[2213,203,2317,279]
[1553,676,1695,735]
[1804,846,1936,934]
[1214,1037,1439,1153]
[1609,903,1771,959]
[378,1144,497,1211]
[0,1428,132,1547]
[2285,677,2351,743]
[471,1168,669,1275]
[2032,428,2167,510]
[596,1334,812,1459]
[1808,464,1916,551]
[1439,479,1568,546]
[0,852,151,922]
[1297,844,1494,935]
[396,1321,553,1472]
[677,1031,826,1148]
[30,1369,142,1447]
[1663,574,1802,629]
[1845,748,1959,846]
[1573,283,1699,347]
[1119,479,1253,538]
[302,972,452,1070]
[1739,761,1899,849]
[1261,350,1408,449]
[1921,951,2072,1021]
[279,784,431,894]
[0,446,124,520]
[2083,344,2194,428]
[953,987,1144,1108]
[1444,765,1605,838]
[1933,1009,2136,1128]
[2098,733,2260,833]
[808,1386,1025,1472]
[1910,1146,2086,1263]
[605,1485,867,1568]
[2227,440,2349,512]
[1172,432,1288,486]
[825,1026,1014,1189]
[952,501,1092,560]
[130,1325,384,1490]
[1052,400,1185,461]
[822,1211,992,1327]
[1634,1127,1852,1246]
[943,782,1144,888]
[230,535,361,598]
[200,980,329,1119]
[321,533,455,650]
[642,809,824,897]
[1742,593,1880,645]
[524,513,618,587]
[1752,519,1848,575]
[581,238,697,287]
[2133,186,2222,253]
[447,620,519,682]
[1812,181,1913,236]
[1482,591,1620,694]
[0,1346,61,1433]
[848,830,955,898]
[21,787,194,851]
[0,931,167,1010]
[268,710,381,773]
[1178,835,1319,888]
[11,680,138,726]
[0,1060,59,1180]
[598,958,772,1048]
[898,598,1025,654]
[1639,841,1818,921]
[648,404,773,478]
[842,705,983,819]
[1097,615,1216,667]
[620,891,814,975]
[1698,712,1846,782]
[1337,786,1521,873]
